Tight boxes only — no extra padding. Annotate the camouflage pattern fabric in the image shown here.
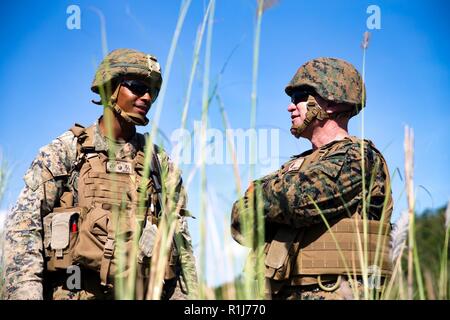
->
[273,279,364,300]
[1,119,197,300]
[48,272,177,300]
[91,48,162,96]
[45,269,114,300]
[285,57,366,115]
[51,286,113,300]
[231,136,391,244]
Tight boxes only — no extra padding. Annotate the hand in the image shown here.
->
[246,182,255,194]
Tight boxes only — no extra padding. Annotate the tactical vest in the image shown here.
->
[43,124,179,294]
[264,137,393,292]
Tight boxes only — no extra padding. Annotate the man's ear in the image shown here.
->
[325,102,351,114]
[325,103,354,120]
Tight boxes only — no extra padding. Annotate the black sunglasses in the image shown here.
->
[290,89,315,105]
[121,80,158,102]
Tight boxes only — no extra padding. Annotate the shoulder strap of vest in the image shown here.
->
[135,133,162,192]
[80,126,95,152]
[136,132,147,152]
[69,123,96,151]
[69,123,85,138]
[150,144,163,206]
[68,124,96,174]
[135,134,164,215]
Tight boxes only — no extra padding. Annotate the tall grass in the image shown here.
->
[382,128,449,300]
[0,152,9,295]
[197,0,215,300]
[145,0,194,300]
[359,30,371,300]
[0,153,8,206]
[438,202,450,299]
[227,0,268,301]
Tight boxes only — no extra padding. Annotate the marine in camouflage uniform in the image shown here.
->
[2,49,198,300]
[231,58,393,300]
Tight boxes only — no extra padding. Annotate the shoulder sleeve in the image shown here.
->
[155,145,188,214]
[260,139,364,227]
[23,131,76,191]
[230,162,287,245]
[2,131,77,299]
[2,186,45,299]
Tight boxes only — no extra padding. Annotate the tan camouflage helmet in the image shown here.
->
[285,57,366,115]
[91,48,162,98]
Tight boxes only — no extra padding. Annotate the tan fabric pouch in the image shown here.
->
[44,207,81,271]
[72,204,109,271]
[265,226,303,281]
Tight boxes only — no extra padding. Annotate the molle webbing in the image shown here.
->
[69,124,156,287]
[70,123,86,138]
[66,124,180,292]
[80,126,96,151]
[293,217,392,276]
[264,148,327,281]
[69,124,159,215]
[78,152,149,209]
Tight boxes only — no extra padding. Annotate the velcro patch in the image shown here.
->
[287,158,304,172]
[106,160,133,174]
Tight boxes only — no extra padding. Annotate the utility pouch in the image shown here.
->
[164,243,180,281]
[72,204,110,271]
[44,207,81,271]
[138,218,158,262]
[265,225,303,281]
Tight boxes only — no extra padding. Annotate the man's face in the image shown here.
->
[287,91,309,136]
[116,78,155,116]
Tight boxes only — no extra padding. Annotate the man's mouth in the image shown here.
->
[134,104,149,114]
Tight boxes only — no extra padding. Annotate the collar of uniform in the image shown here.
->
[92,118,140,155]
[291,149,314,159]
[290,136,354,160]
[317,136,355,152]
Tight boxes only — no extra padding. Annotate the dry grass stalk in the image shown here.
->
[390,211,409,264]
[404,126,415,299]
[424,269,436,300]
[0,153,9,206]
[361,31,371,49]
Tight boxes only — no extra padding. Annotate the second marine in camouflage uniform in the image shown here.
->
[231,58,393,300]
[2,49,198,300]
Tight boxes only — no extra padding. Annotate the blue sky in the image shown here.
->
[1,0,449,286]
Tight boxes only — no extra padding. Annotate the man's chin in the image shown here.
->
[290,126,302,139]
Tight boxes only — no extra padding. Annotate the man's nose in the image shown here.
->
[287,102,296,112]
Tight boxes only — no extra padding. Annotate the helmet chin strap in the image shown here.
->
[291,95,329,138]
[105,84,150,126]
